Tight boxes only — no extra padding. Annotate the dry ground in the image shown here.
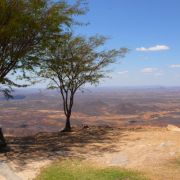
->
[90,127,180,180]
[0,126,180,180]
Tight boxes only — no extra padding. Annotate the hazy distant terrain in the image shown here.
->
[0,87,180,136]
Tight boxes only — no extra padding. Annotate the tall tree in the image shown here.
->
[40,34,128,131]
[0,0,86,148]
[0,0,85,98]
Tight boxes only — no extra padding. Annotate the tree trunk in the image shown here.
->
[62,116,71,132]
[0,127,7,148]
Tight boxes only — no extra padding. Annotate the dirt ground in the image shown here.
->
[90,127,180,180]
[0,126,180,180]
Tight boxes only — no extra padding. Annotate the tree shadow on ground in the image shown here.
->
[1,126,128,169]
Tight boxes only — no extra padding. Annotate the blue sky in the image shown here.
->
[71,0,180,87]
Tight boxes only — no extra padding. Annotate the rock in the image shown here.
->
[0,161,21,180]
[167,124,180,132]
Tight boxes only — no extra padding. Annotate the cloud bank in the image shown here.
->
[170,64,180,68]
[136,45,170,52]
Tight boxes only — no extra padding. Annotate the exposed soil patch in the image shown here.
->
[0,126,179,180]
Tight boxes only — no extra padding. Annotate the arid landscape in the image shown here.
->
[0,126,180,180]
[0,87,180,180]
[0,87,180,136]
[0,0,180,179]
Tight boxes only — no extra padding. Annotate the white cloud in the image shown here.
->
[136,45,170,52]
[141,68,158,73]
[117,70,128,75]
[170,64,180,68]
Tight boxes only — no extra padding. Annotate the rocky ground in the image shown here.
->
[0,125,180,180]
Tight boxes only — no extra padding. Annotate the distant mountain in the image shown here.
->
[0,95,26,101]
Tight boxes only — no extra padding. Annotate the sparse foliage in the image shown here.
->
[40,33,128,131]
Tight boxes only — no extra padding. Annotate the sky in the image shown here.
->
[69,0,180,87]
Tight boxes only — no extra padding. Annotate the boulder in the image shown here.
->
[167,124,180,132]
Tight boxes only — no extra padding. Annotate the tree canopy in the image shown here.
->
[40,33,128,131]
[0,0,85,98]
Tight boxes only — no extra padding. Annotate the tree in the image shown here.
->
[0,0,85,98]
[40,34,128,131]
[0,127,7,149]
[0,0,86,148]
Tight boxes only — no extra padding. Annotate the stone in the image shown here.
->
[167,124,180,132]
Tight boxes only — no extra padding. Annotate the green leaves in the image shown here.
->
[0,0,86,98]
[40,33,128,96]
[40,34,125,120]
